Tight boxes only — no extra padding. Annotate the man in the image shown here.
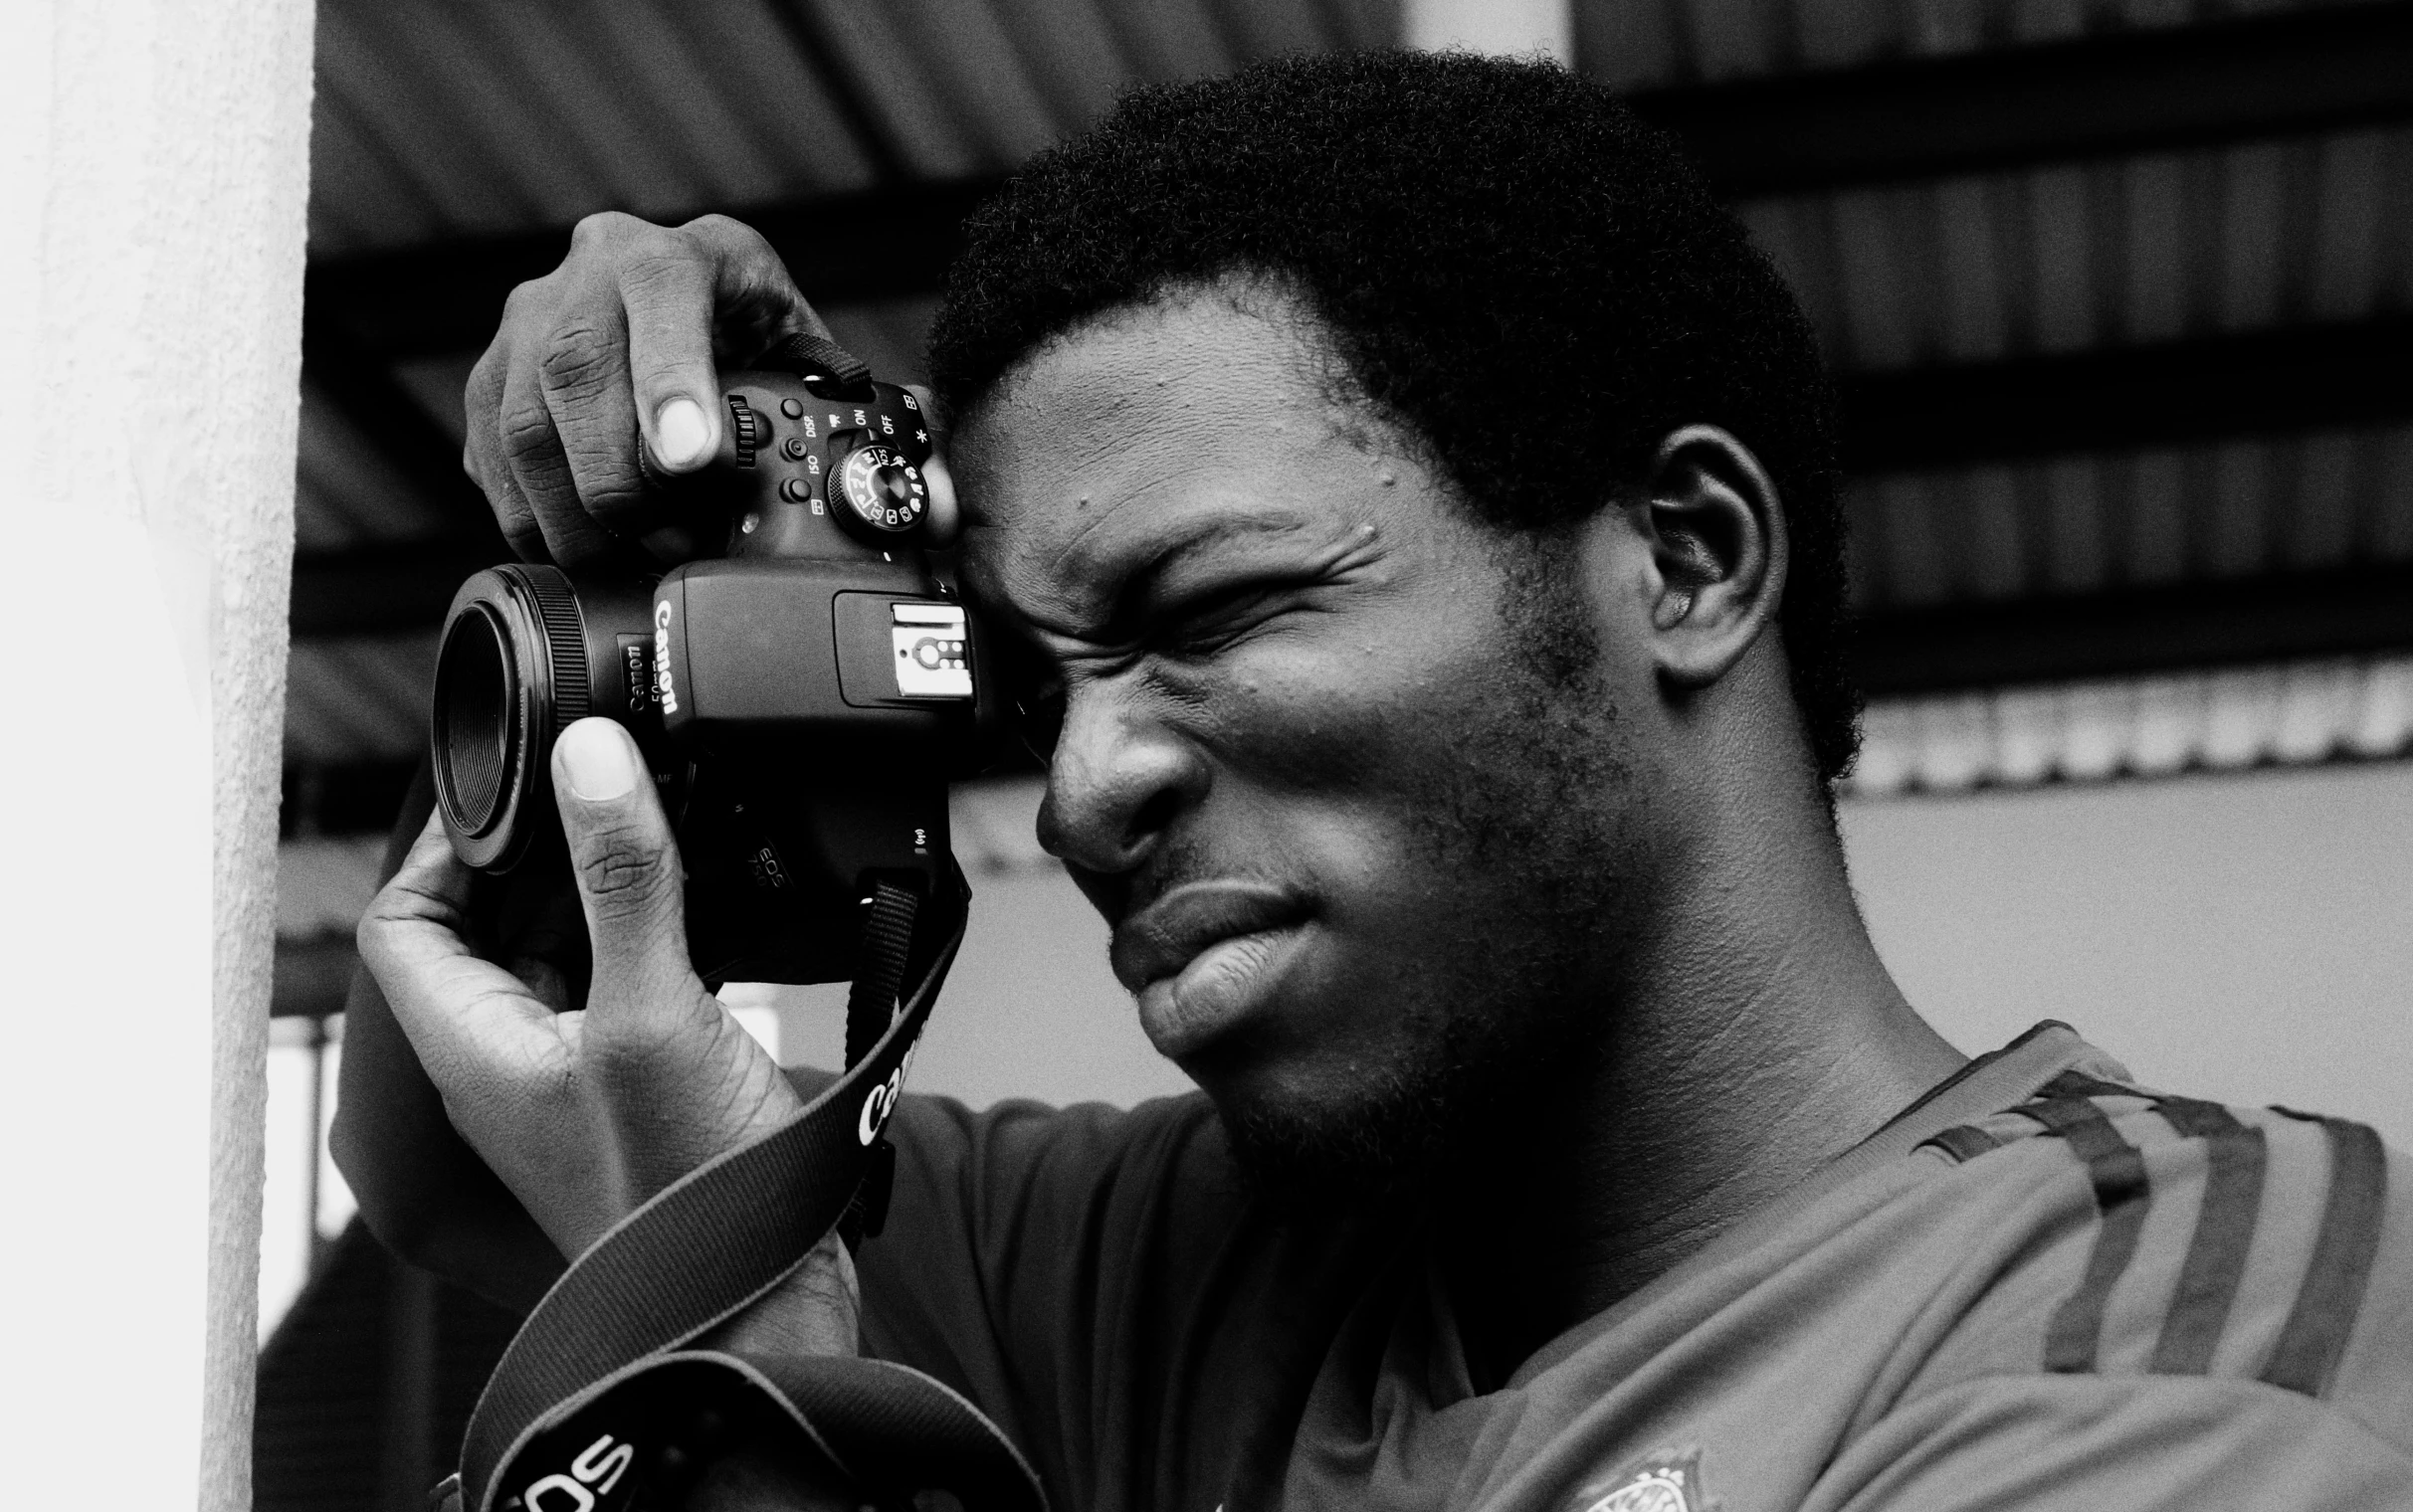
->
[347,52,2411,1510]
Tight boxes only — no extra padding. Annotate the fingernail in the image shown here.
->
[557,719,637,801]
[655,397,712,469]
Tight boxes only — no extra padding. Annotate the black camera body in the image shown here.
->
[430,339,993,986]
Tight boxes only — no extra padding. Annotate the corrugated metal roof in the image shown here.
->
[1576,0,2393,88]
[1735,127,2413,369]
[284,634,438,765]
[1847,422,2413,610]
[284,0,2413,788]
[306,0,1398,255]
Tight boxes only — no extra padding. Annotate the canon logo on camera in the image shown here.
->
[652,598,678,714]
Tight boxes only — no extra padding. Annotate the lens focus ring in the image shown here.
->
[430,564,590,870]
[433,605,514,836]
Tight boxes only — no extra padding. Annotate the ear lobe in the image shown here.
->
[1641,425,1787,688]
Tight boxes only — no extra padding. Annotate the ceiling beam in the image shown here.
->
[301,321,503,548]
[1852,564,2413,697]
[1620,3,2413,198]
[305,178,1000,364]
[1838,317,2413,476]
[302,5,2413,367]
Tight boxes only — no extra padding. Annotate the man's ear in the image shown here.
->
[1635,425,1788,689]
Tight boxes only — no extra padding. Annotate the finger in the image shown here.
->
[535,242,653,540]
[617,236,722,478]
[549,718,704,1024]
[625,216,821,477]
[486,856,592,1014]
[356,815,565,1077]
[465,341,549,563]
[500,330,625,569]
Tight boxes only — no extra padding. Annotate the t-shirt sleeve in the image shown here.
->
[835,1081,1248,1508]
[1805,1373,2413,1510]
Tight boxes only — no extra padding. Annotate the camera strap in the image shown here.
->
[442,879,1048,1512]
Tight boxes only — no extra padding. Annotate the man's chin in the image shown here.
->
[1188,982,1593,1214]
[1202,1059,1461,1213]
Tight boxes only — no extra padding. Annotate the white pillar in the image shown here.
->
[1405,0,1574,65]
[0,2,313,1508]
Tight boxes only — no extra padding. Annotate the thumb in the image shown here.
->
[551,717,695,1013]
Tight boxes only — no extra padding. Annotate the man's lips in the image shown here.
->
[1111,880,1313,1058]
[1110,879,1308,990]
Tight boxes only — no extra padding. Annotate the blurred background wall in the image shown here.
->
[257,1,2413,1505]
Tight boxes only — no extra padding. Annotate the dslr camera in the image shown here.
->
[427,335,994,985]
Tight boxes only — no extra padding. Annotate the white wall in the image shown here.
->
[1843,760,2411,1147]
[0,3,312,1507]
[893,765,2411,1148]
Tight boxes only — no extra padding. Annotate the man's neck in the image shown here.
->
[1431,811,1964,1391]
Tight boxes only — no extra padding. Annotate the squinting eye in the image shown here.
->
[1014,681,1065,765]
[1008,662,1066,765]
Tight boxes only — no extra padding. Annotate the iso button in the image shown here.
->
[835,442,928,538]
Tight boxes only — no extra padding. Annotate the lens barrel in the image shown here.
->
[431,564,651,870]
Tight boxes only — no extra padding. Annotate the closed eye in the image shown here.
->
[1152,580,1300,659]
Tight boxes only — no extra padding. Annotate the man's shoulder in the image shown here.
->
[1890,1068,2410,1457]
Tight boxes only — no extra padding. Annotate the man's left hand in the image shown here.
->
[359,716,808,1266]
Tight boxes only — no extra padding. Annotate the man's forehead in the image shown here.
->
[953,285,1358,516]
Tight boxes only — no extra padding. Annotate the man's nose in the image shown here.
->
[1035,686,1205,879]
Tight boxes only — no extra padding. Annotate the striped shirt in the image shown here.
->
[861,1022,2411,1509]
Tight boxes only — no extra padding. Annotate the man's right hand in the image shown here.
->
[464,211,834,568]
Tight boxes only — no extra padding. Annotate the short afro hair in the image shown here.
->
[928,49,1859,785]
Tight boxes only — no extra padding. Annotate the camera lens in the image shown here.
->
[429,564,625,870]
[432,606,514,834]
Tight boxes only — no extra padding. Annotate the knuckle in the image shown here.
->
[568,209,643,251]
[616,244,704,305]
[466,341,504,399]
[497,386,561,461]
[678,212,759,255]
[574,836,672,913]
[536,319,624,399]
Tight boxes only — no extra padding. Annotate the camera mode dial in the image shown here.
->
[834,442,928,538]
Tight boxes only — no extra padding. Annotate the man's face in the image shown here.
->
[953,287,1667,1191]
